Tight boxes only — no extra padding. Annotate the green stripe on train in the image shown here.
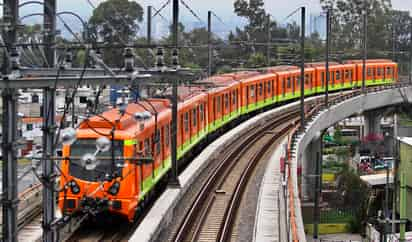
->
[137,77,395,201]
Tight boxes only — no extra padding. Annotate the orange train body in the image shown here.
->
[58,60,398,221]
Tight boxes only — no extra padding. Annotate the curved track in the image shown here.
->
[171,107,303,242]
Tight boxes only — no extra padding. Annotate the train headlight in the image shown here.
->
[69,180,80,194]
[108,181,120,196]
[81,153,99,171]
[96,136,111,152]
[61,127,77,145]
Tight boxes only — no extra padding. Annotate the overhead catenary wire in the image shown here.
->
[179,0,206,26]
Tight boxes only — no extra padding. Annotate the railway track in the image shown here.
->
[6,83,406,241]
[171,106,303,242]
[169,89,371,242]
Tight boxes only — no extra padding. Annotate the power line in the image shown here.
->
[179,0,206,26]
[153,0,171,19]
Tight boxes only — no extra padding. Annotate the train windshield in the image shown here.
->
[69,139,124,182]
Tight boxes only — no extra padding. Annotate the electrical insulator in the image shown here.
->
[172,48,179,68]
[10,47,20,71]
[123,47,135,72]
[64,50,73,69]
[155,47,164,69]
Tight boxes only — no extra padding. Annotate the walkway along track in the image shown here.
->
[170,89,370,242]
[172,107,305,242]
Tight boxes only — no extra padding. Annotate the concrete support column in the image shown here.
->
[363,110,382,138]
[302,135,322,201]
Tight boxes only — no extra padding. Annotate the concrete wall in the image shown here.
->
[293,85,412,241]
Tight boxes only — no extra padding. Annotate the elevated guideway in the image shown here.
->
[290,83,412,241]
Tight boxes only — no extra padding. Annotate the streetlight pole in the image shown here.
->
[169,0,180,187]
[147,6,152,45]
[325,8,331,107]
[208,10,212,77]
[267,14,271,67]
[300,7,306,130]
[362,4,367,94]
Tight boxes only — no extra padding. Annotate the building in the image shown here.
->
[398,137,412,223]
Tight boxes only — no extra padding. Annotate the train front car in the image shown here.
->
[58,99,171,222]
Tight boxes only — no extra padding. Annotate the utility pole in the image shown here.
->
[147,6,152,45]
[313,151,321,240]
[208,10,212,77]
[300,7,306,130]
[392,114,398,234]
[267,14,271,67]
[384,160,390,242]
[43,0,56,241]
[409,17,412,83]
[392,17,396,62]
[2,1,19,242]
[325,8,331,107]
[169,0,180,187]
[362,5,367,94]
[400,172,406,242]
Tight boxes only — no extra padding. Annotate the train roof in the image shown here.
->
[219,71,261,80]
[79,99,171,131]
[344,59,394,64]
[265,65,299,73]
[305,62,340,67]
[242,73,277,83]
[275,67,315,75]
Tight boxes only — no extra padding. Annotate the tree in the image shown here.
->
[320,0,392,52]
[234,0,266,29]
[88,0,143,67]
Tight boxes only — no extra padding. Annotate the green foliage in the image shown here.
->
[88,0,143,67]
[246,53,266,68]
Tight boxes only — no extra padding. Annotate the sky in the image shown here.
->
[15,0,412,38]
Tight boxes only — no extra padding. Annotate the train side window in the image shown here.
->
[217,96,221,112]
[155,129,161,155]
[287,77,291,88]
[331,71,335,86]
[367,68,372,77]
[321,72,325,87]
[165,124,170,146]
[199,104,204,122]
[305,74,309,85]
[250,85,255,97]
[387,67,392,75]
[139,141,144,154]
[267,81,271,94]
[224,93,229,109]
[193,108,197,127]
[259,83,263,96]
[184,112,189,132]
[232,91,236,105]
[336,71,340,81]
[349,70,353,84]
[345,70,349,79]
[310,74,314,89]
[377,67,382,76]
[144,138,151,156]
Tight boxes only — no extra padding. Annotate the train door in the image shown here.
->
[178,114,183,149]
[213,96,216,124]
[246,85,249,108]
[377,66,382,83]
[271,79,275,100]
